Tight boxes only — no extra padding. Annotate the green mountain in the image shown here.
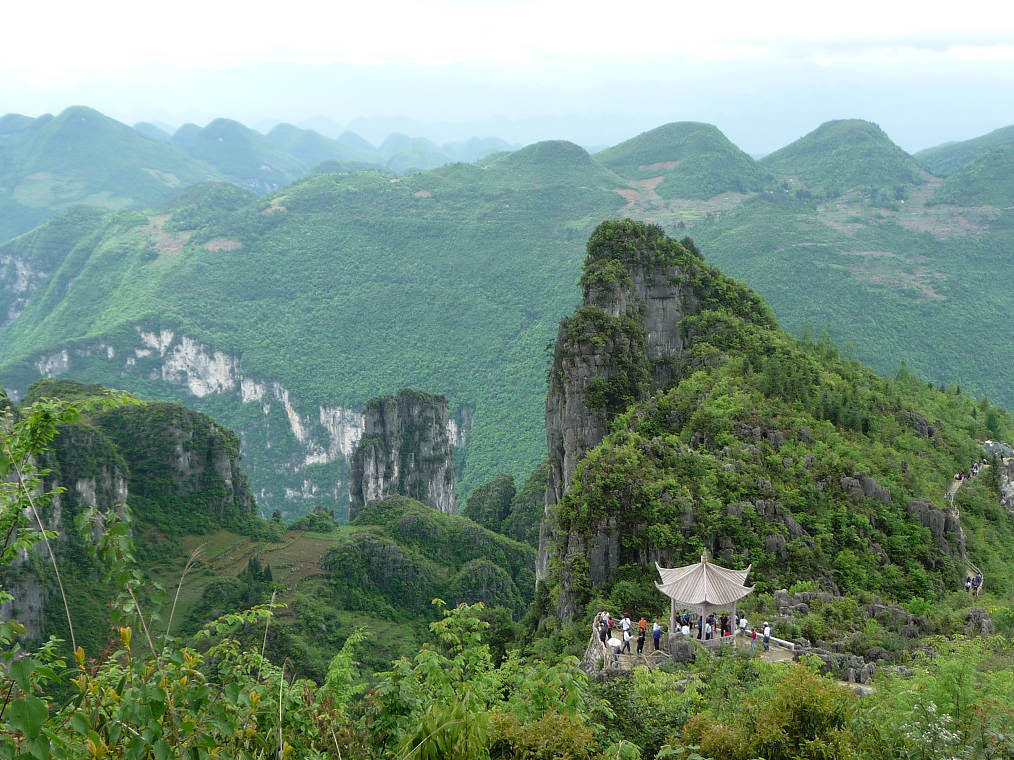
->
[541,221,1012,623]
[596,121,772,199]
[0,106,221,242]
[761,119,924,198]
[928,145,1014,207]
[171,118,307,192]
[0,145,627,519]
[916,124,1014,176]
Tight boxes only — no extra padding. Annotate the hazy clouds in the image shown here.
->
[4,0,1013,153]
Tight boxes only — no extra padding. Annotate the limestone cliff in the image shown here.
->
[0,381,258,644]
[348,389,457,520]
[537,220,772,583]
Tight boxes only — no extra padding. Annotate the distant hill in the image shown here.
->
[379,133,451,173]
[761,119,924,197]
[0,106,221,241]
[595,121,773,199]
[928,145,1014,207]
[917,124,1014,176]
[171,118,307,192]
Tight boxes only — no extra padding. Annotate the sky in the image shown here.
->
[4,0,1014,154]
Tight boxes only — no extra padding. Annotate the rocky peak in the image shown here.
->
[348,389,457,520]
[537,221,771,584]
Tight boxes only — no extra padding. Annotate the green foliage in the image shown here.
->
[322,496,535,619]
[464,474,519,530]
[500,460,549,548]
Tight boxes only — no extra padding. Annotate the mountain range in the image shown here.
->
[1,108,1013,520]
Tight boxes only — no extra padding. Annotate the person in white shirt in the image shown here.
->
[680,622,690,637]
[739,616,748,633]
[763,623,771,651]
[652,620,662,650]
[621,614,631,634]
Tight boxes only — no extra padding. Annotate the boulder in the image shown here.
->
[965,608,995,637]
[668,634,696,663]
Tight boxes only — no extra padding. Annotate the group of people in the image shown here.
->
[965,572,985,596]
[954,458,989,482]
[596,612,664,658]
[596,610,773,658]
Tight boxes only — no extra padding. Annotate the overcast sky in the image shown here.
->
[4,0,1014,153]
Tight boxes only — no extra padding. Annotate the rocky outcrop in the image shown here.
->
[906,498,964,557]
[537,222,775,597]
[998,457,1014,514]
[538,224,707,582]
[965,608,995,636]
[348,389,456,520]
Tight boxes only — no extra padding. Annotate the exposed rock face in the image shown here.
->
[348,389,457,520]
[906,498,964,558]
[965,608,995,636]
[998,457,1014,514]
[538,224,709,583]
[0,386,258,641]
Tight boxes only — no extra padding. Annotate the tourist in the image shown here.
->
[965,576,972,593]
[681,621,690,637]
[652,620,662,650]
[607,613,614,636]
[638,616,648,636]
[739,615,748,634]
[750,627,757,650]
[622,629,632,653]
[621,613,631,635]
[704,620,713,640]
[763,622,771,651]
[637,630,645,654]
[599,616,608,644]
[697,615,703,639]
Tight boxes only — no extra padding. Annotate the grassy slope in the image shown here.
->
[916,124,1014,176]
[596,121,772,199]
[0,143,628,507]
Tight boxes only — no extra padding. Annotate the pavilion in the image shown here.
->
[656,554,753,637]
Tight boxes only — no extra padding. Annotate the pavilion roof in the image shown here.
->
[655,555,753,608]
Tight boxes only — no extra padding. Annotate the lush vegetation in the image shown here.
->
[0,106,222,242]
[4,112,1014,529]
[3,250,1014,757]
[761,119,923,198]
